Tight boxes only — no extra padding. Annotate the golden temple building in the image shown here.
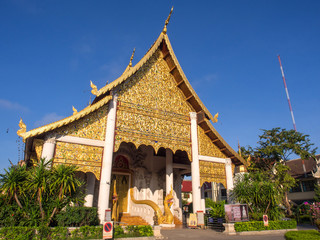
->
[17,8,246,226]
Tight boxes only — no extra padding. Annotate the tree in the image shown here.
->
[231,171,282,220]
[47,164,82,225]
[0,164,27,209]
[253,128,317,168]
[238,128,317,216]
[0,158,84,227]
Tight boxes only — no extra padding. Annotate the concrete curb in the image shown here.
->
[114,237,156,240]
[232,228,298,235]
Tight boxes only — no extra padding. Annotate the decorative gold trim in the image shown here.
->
[72,106,78,115]
[122,48,136,74]
[129,48,135,67]
[90,80,98,96]
[204,118,246,165]
[130,187,174,224]
[19,95,112,141]
[17,118,26,138]
[96,34,166,97]
[212,112,219,123]
[162,6,174,34]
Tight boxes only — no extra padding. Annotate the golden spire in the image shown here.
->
[90,80,98,96]
[212,112,219,123]
[129,48,135,67]
[72,106,78,115]
[162,6,174,34]
[17,118,26,137]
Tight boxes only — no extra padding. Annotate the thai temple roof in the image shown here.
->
[17,8,246,166]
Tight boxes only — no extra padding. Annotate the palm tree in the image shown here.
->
[47,164,83,225]
[26,158,52,222]
[0,164,27,209]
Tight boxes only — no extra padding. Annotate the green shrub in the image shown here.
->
[299,214,312,223]
[0,226,35,240]
[234,219,297,232]
[114,225,124,236]
[54,206,100,227]
[125,225,153,237]
[0,226,102,240]
[285,230,320,240]
[70,226,102,239]
[205,199,225,218]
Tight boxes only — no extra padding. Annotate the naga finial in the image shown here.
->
[90,80,98,96]
[212,112,219,123]
[72,106,78,115]
[129,48,135,67]
[17,118,26,137]
[162,6,174,34]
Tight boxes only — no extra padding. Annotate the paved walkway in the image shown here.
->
[160,224,317,240]
[161,228,286,240]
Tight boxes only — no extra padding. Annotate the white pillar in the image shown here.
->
[190,112,201,213]
[225,158,234,203]
[166,148,173,194]
[84,172,96,207]
[41,138,56,165]
[98,94,118,223]
[200,185,205,211]
[166,148,174,224]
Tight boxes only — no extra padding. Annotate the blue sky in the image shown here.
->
[0,0,319,171]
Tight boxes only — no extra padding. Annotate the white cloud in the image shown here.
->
[34,113,65,128]
[190,73,219,87]
[0,99,29,112]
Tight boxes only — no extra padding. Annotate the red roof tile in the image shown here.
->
[182,180,192,192]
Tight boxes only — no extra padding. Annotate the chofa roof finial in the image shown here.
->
[162,6,174,34]
[129,48,136,67]
[17,118,26,138]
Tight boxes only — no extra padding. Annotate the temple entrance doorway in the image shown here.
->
[110,173,130,222]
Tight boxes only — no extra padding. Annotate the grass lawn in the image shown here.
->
[285,230,320,240]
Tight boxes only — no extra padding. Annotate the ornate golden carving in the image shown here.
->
[90,80,98,96]
[129,48,135,67]
[53,142,103,180]
[72,106,78,115]
[130,186,174,224]
[19,95,112,141]
[212,112,219,123]
[198,126,227,158]
[17,118,26,138]
[53,105,108,141]
[115,49,192,159]
[199,160,227,188]
[30,138,44,162]
[163,6,174,34]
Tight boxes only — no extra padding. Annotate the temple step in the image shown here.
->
[119,213,149,226]
[174,216,183,225]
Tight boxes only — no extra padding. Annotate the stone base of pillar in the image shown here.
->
[223,223,236,235]
[153,226,164,239]
[159,223,175,229]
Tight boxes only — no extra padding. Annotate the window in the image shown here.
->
[221,189,227,197]
[302,180,315,192]
[290,183,302,193]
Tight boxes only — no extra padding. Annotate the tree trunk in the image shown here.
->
[14,192,23,209]
[38,190,45,221]
[47,186,63,226]
[284,192,292,215]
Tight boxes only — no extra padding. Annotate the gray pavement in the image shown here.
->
[161,228,286,240]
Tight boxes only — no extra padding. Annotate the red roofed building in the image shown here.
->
[181,180,192,204]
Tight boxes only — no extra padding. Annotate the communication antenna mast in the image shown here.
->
[277,55,297,131]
